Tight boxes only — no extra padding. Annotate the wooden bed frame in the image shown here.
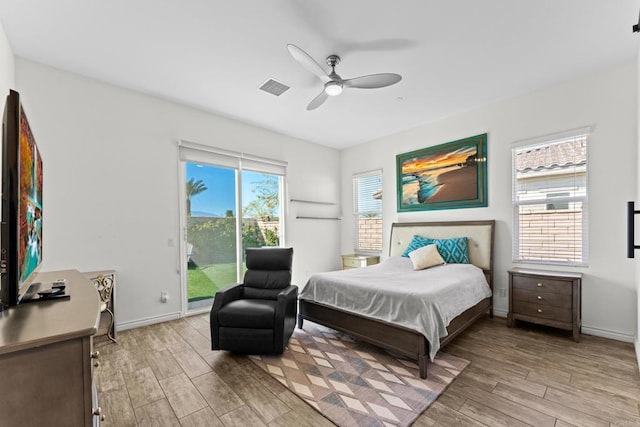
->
[298,220,495,379]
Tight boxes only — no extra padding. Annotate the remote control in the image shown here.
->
[38,288,64,297]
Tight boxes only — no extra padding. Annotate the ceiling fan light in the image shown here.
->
[324,81,343,96]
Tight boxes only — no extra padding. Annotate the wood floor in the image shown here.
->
[95,314,640,426]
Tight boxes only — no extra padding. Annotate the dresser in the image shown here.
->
[0,270,102,426]
[508,268,582,342]
[341,254,380,270]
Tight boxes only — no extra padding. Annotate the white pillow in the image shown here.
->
[408,244,445,270]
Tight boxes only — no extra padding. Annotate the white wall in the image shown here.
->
[0,19,15,104]
[15,59,342,329]
[341,61,638,341]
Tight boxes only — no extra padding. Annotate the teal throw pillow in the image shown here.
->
[401,235,470,263]
[433,237,470,264]
[401,235,433,257]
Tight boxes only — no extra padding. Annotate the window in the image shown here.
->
[545,192,569,211]
[353,170,383,252]
[512,129,588,266]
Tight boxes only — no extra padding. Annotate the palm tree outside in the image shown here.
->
[186,178,208,216]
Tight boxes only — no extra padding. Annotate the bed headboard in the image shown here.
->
[389,220,495,287]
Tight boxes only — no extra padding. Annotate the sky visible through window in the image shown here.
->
[186,163,270,217]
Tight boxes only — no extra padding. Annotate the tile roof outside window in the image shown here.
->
[516,139,587,173]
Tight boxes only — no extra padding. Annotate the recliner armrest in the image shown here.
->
[210,283,244,351]
[276,285,298,302]
[273,285,298,353]
[212,283,243,310]
[275,285,298,321]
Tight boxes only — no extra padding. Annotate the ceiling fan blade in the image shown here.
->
[287,44,331,83]
[343,73,402,89]
[307,90,329,111]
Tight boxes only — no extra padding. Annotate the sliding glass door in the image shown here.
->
[184,163,238,311]
[180,143,286,313]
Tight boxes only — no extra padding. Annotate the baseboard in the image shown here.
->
[184,306,212,317]
[116,312,181,331]
[581,325,635,343]
[635,336,640,374]
[493,308,508,318]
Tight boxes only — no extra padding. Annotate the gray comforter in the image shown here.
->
[299,256,492,360]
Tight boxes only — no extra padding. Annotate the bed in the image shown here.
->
[297,220,495,379]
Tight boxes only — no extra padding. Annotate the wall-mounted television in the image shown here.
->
[0,90,43,309]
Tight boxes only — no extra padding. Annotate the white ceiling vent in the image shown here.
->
[259,78,290,96]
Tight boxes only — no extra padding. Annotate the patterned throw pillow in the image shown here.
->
[401,235,434,257]
[401,235,470,263]
[433,237,470,264]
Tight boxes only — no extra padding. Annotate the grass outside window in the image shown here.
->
[187,262,246,301]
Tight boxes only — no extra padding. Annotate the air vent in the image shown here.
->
[259,78,290,96]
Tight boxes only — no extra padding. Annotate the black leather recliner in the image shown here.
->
[210,247,297,354]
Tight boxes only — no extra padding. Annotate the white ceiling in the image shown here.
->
[0,1,639,149]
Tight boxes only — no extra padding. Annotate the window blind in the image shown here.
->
[353,170,383,252]
[354,170,382,214]
[178,140,287,176]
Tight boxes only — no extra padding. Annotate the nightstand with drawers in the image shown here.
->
[507,268,582,342]
[341,254,380,270]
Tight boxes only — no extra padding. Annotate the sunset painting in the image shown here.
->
[396,134,487,211]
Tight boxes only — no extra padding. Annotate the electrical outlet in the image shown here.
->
[160,291,169,303]
[498,289,506,298]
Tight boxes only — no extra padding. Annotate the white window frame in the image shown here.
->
[511,128,589,267]
[353,169,383,254]
[178,140,288,315]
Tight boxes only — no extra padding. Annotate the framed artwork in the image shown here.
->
[396,133,487,212]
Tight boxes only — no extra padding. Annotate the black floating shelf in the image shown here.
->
[296,216,341,220]
[290,199,336,206]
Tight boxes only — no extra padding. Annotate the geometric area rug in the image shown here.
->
[249,322,470,427]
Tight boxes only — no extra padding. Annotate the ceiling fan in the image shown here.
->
[286,44,402,111]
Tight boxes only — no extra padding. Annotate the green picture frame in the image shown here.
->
[396,134,488,212]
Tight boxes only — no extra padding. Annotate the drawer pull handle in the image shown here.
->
[537,295,543,300]
[537,283,543,287]
[537,308,543,313]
